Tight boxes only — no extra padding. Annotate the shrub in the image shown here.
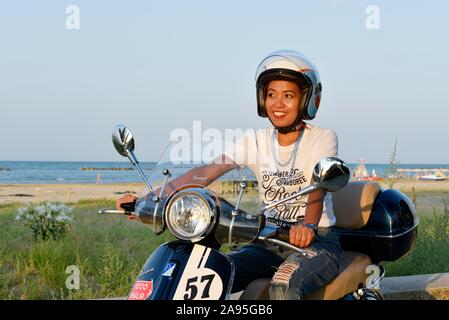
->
[15,203,73,241]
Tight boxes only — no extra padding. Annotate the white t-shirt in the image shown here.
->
[224,123,338,229]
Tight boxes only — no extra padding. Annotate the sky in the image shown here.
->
[1,0,448,163]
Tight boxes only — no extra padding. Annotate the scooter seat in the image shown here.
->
[239,251,372,300]
[304,251,372,300]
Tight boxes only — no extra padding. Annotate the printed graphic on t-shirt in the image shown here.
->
[261,168,308,229]
[223,125,337,228]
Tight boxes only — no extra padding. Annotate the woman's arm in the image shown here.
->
[116,154,238,210]
[162,154,239,195]
[289,128,338,247]
[303,189,325,226]
[289,189,324,248]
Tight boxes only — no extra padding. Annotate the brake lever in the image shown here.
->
[258,236,308,257]
[257,226,308,257]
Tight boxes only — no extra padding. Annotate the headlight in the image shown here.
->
[165,190,216,241]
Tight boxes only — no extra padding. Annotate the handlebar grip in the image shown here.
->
[120,201,136,212]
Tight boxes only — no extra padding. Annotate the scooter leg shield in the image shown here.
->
[128,241,234,300]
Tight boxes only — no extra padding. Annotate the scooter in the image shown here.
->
[99,125,418,300]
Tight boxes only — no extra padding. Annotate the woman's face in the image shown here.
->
[265,80,302,128]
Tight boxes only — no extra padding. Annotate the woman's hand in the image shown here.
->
[116,194,138,221]
[115,194,138,210]
[289,224,316,248]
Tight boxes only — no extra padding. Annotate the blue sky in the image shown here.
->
[1,1,448,163]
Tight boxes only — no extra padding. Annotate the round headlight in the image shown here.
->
[166,191,214,241]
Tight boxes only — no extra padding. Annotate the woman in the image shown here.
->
[117,50,342,300]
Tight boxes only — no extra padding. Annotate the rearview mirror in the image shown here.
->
[112,124,135,157]
[313,157,350,192]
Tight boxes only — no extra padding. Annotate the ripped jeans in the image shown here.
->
[228,227,342,300]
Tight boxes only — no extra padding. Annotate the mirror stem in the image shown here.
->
[126,150,153,193]
[229,181,247,246]
[261,183,319,213]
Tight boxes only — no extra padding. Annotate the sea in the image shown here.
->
[1,161,449,185]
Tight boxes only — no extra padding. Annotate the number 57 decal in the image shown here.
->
[184,274,216,300]
[173,245,223,300]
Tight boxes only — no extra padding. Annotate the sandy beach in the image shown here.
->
[379,179,449,192]
[1,179,449,205]
[0,183,146,204]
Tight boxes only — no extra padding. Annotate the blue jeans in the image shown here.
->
[228,227,342,299]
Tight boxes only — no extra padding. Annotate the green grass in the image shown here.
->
[380,191,449,276]
[402,190,449,215]
[0,199,173,299]
[382,209,449,277]
[1,193,449,299]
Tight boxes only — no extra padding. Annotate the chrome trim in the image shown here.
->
[312,157,350,192]
[258,225,278,239]
[338,222,419,239]
[258,236,307,257]
[127,149,153,193]
[262,183,319,212]
[112,125,153,192]
[152,168,171,233]
[98,209,126,214]
[165,189,217,242]
[112,124,135,157]
[229,181,247,246]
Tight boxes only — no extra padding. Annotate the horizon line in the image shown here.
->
[1,160,449,166]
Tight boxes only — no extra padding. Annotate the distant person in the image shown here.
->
[116,50,341,299]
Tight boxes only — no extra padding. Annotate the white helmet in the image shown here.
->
[255,50,322,131]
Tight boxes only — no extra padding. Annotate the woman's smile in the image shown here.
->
[273,111,288,118]
[265,80,302,127]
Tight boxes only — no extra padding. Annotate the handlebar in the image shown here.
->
[98,209,131,215]
[257,227,311,257]
[99,200,136,216]
[276,228,290,243]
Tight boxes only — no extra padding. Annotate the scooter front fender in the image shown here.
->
[128,241,235,300]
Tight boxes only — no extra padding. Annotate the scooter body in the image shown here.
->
[129,242,234,300]
[105,126,418,301]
